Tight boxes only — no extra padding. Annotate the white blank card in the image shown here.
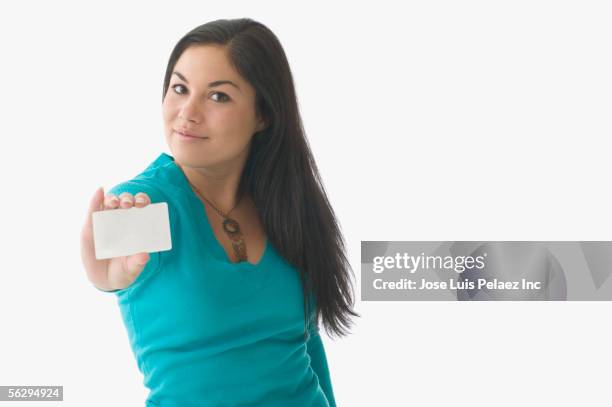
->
[92,202,172,260]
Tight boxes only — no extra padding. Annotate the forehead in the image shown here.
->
[174,45,243,86]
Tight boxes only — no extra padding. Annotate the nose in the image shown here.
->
[178,97,202,124]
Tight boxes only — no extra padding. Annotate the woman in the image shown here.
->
[81,18,358,406]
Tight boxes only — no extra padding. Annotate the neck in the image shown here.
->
[178,160,246,213]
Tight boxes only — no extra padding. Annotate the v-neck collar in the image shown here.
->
[156,152,270,269]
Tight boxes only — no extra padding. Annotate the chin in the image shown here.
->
[170,147,210,167]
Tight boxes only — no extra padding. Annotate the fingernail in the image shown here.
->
[135,196,144,204]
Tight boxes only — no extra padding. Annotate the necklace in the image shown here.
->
[187,180,248,262]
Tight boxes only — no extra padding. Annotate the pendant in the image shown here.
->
[222,218,248,261]
[222,218,241,239]
[231,240,248,261]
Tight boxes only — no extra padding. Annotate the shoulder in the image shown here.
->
[106,152,178,201]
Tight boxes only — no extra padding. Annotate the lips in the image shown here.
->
[174,128,207,139]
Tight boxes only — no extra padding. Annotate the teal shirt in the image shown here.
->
[98,152,336,407]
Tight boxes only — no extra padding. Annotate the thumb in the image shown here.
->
[82,186,105,242]
[125,252,150,273]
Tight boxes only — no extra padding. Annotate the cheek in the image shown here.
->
[217,106,257,134]
[162,98,177,123]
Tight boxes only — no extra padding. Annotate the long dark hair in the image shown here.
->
[162,18,359,339]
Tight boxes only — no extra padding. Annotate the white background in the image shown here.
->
[1,1,611,406]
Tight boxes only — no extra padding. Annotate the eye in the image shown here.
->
[171,84,187,95]
[170,84,230,103]
[210,92,230,103]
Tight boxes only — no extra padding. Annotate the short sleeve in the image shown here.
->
[94,180,168,295]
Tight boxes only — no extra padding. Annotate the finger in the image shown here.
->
[134,192,151,208]
[118,192,134,209]
[104,193,120,209]
[81,187,106,273]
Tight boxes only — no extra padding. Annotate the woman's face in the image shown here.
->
[162,44,265,170]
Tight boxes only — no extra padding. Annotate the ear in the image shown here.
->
[255,117,268,133]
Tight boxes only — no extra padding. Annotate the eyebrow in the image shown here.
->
[172,71,241,93]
